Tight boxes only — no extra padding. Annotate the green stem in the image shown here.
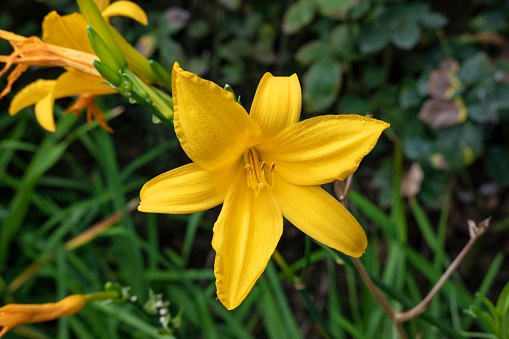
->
[299,236,312,281]
[129,90,173,128]
[272,250,295,283]
[84,290,120,303]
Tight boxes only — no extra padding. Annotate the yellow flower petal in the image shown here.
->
[34,91,56,132]
[172,62,263,172]
[139,162,238,214]
[258,115,389,185]
[51,71,117,98]
[94,0,110,12]
[102,1,148,26]
[212,168,283,310]
[10,71,115,132]
[109,27,158,83]
[9,79,56,116]
[272,174,367,257]
[42,11,94,55]
[250,73,301,139]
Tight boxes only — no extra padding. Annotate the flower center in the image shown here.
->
[243,148,275,197]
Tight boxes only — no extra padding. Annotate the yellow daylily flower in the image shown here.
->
[0,0,147,132]
[0,294,86,338]
[139,62,390,310]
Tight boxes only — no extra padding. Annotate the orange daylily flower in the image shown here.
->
[0,295,86,338]
[0,0,147,132]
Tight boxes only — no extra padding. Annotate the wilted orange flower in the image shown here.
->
[0,0,147,132]
[0,29,100,99]
[0,294,86,338]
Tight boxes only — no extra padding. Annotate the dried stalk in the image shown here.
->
[336,175,491,338]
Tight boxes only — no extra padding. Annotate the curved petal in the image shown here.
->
[9,79,56,116]
[250,73,301,139]
[10,72,115,132]
[212,167,283,310]
[258,115,389,185]
[94,0,110,12]
[272,174,367,257]
[102,1,148,26]
[35,91,56,132]
[172,62,263,172]
[51,71,117,98]
[139,162,238,214]
[42,11,94,55]
[34,71,115,132]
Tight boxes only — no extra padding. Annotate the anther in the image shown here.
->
[243,148,275,195]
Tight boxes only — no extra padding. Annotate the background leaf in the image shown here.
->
[303,58,342,113]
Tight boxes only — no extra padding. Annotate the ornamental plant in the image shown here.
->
[0,0,505,338]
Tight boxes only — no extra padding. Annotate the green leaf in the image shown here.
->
[316,0,358,19]
[390,21,421,50]
[399,88,421,108]
[420,12,448,29]
[217,0,241,11]
[436,122,483,169]
[295,40,332,65]
[303,58,342,113]
[362,67,385,89]
[467,103,499,123]
[349,0,370,20]
[402,136,434,161]
[497,281,509,316]
[477,293,498,319]
[383,107,424,138]
[470,10,505,33]
[359,28,388,54]
[466,306,497,333]
[329,23,360,58]
[457,53,492,85]
[283,1,316,35]
[160,37,185,70]
[484,146,509,185]
[493,84,509,110]
[338,95,374,115]
[401,2,430,22]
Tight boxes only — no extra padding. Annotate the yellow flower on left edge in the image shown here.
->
[0,295,86,338]
[0,0,148,132]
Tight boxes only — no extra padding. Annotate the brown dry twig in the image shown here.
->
[336,174,492,337]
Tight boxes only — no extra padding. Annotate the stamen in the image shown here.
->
[243,148,275,196]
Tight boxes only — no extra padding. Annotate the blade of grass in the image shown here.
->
[182,211,204,266]
[0,113,78,269]
[264,261,302,339]
[90,128,147,299]
[327,257,345,339]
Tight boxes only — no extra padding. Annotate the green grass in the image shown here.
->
[0,106,503,339]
